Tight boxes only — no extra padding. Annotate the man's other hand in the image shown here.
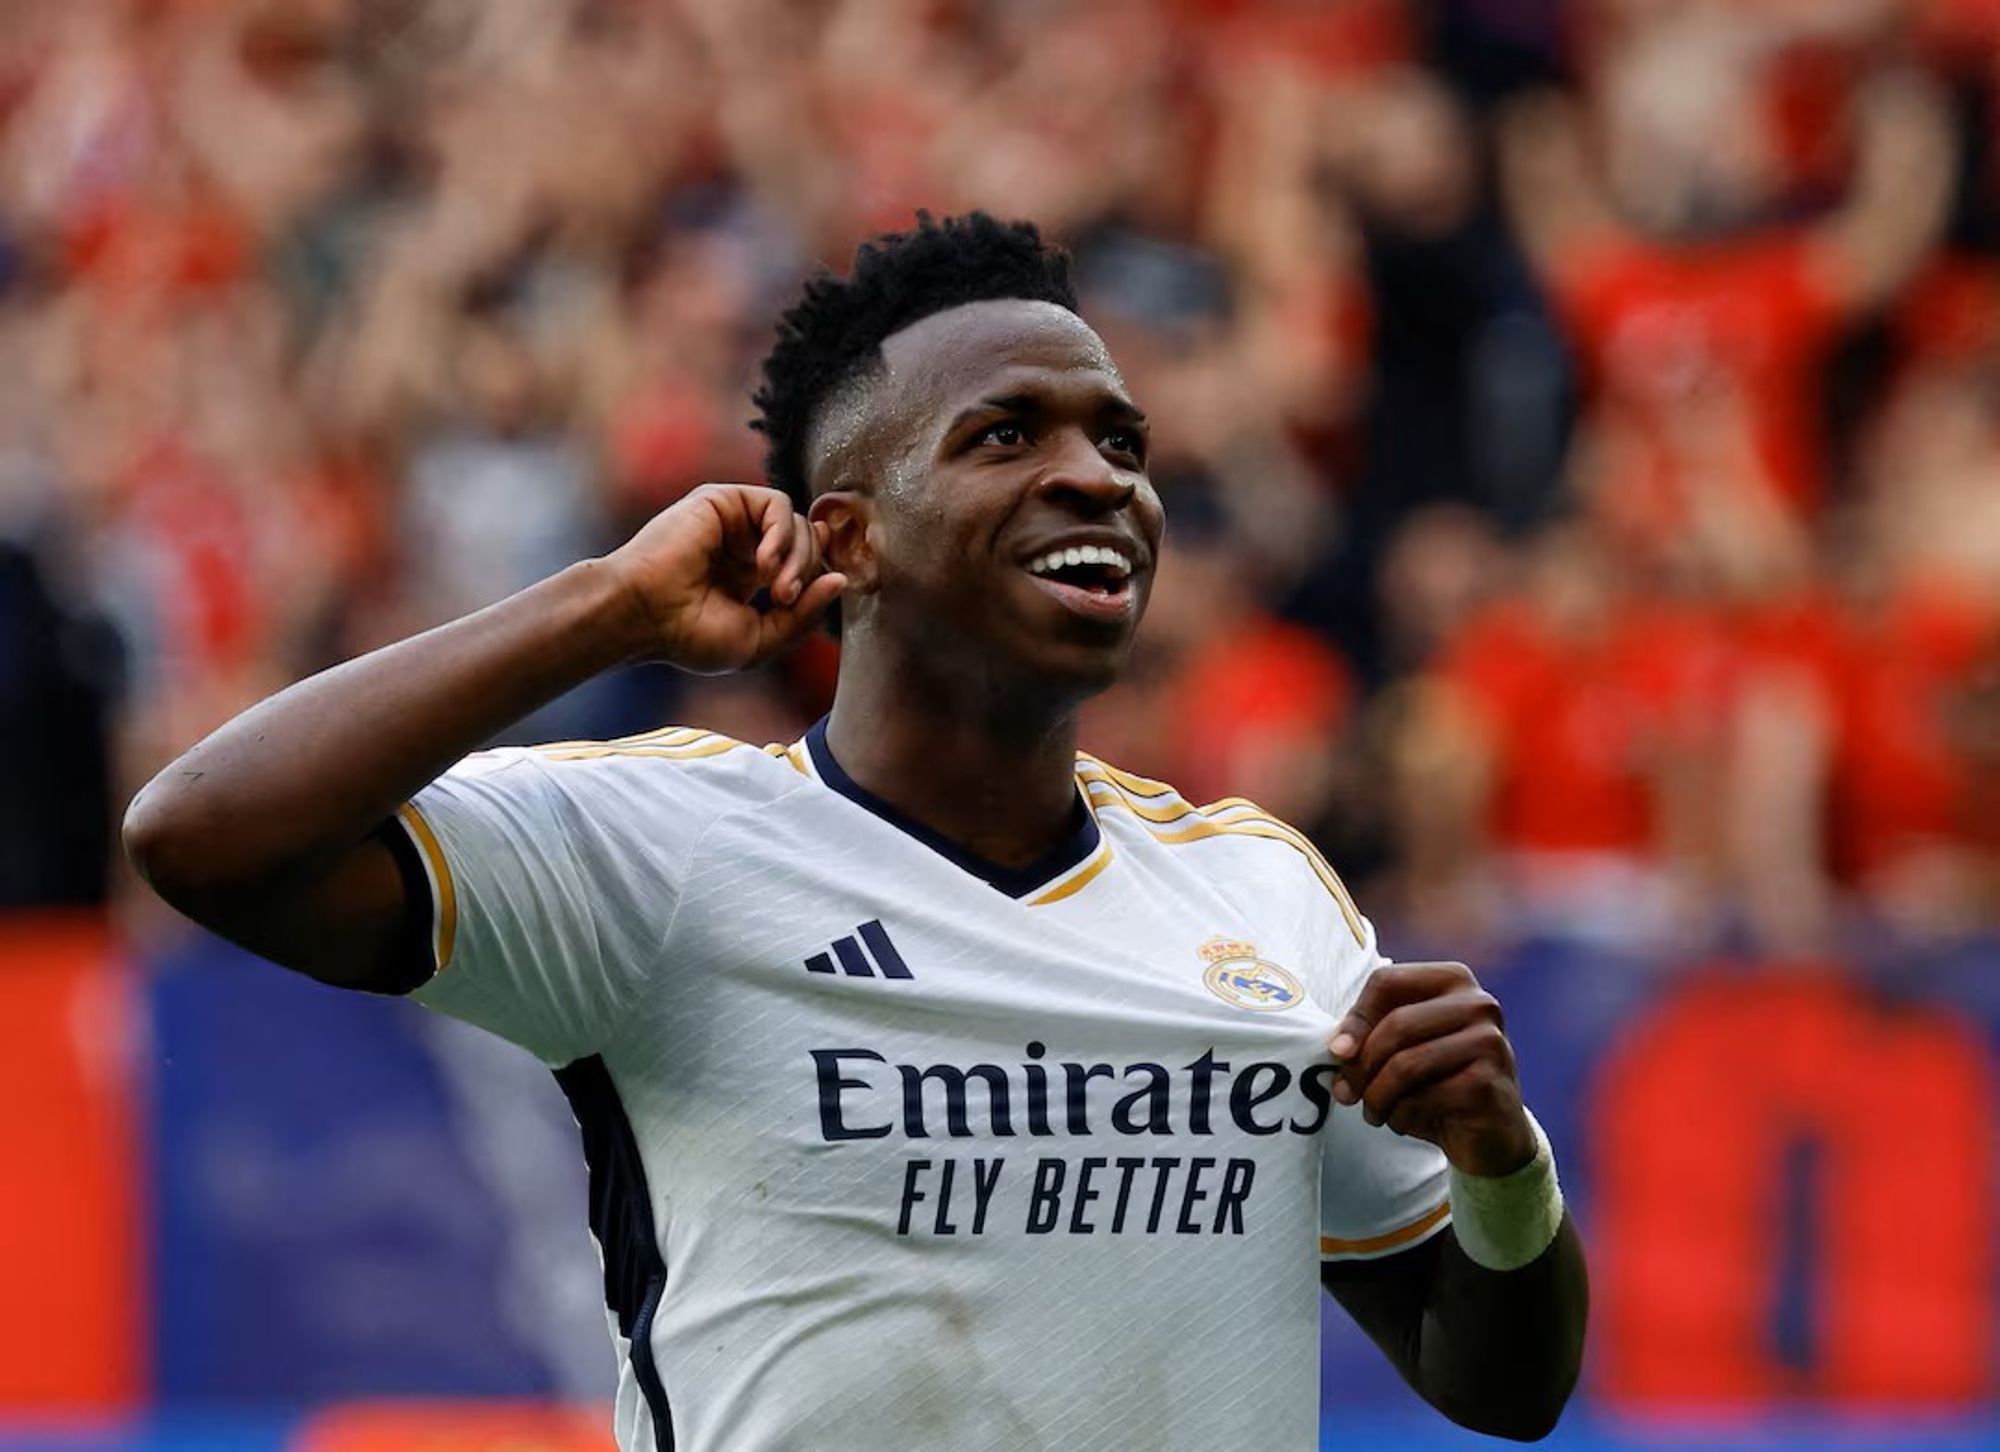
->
[1328,962,1535,1178]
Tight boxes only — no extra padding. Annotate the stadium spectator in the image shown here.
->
[1395,517,1730,948]
[1501,61,1955,528]
[1732,329,2000,944]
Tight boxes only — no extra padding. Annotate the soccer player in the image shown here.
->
[126,213,1586,1450]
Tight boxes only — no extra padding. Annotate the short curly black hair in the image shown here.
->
[750,211,1078,510]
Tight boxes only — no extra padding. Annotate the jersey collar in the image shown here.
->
[803,718,1101,900]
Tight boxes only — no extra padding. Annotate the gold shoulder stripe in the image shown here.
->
[528,725,707,755]
[762,742,788,757]
[784,742,810,777]
[1227,811,1364,928]
[396,802,457,971]
[1212,818,1365,946]
[1025,841,1114,906]
[1074,754,1177,800]
[635,736,742,759]
[616,724,709,746]
[1320,1200,1451,1259]
[1199,796,1260,817]
[1080,776,1203,826]
[1169,800,1364,943]
[535,734,743,764]
[1087,772,1365,946]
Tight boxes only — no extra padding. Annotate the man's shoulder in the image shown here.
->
[433,724,814,829]
[520,724,812,777]
[1072,750,1302,857]
[1074,751,1367,949]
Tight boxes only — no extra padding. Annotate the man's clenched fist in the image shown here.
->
[603,483,847,675]
[1328,962,1536,1179]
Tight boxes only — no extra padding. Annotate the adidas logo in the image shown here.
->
[805,920,913,980]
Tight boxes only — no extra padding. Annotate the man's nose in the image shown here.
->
[1034,431,1136,513]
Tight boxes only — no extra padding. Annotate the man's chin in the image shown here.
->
[909,587,1145,703]
[1010,627,1139,701]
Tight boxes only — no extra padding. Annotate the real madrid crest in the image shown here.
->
[1198,937,1305,1012]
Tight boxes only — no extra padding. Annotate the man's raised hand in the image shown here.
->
[1327,962,1536,1179]
[604,484,847,674]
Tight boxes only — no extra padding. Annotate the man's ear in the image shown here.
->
[809,490,878,593]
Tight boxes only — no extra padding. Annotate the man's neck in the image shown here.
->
[824,656,1084,873]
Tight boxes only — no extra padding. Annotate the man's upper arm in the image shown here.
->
[1808,72,1953,314]
[238,824,431,994]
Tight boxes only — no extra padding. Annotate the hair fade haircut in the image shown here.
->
[750,211,1079,511]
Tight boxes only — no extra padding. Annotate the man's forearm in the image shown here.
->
[1323,967,1589,1440]
[125,558,644,902]
[1325,1213,1587,1443]
[1414,1215,1588,1441]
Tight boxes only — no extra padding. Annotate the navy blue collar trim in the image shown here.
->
[804,718,1100,900]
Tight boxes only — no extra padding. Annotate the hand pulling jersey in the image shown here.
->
[397,720,1450,1452]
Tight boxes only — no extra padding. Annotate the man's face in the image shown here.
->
[818,299,1164,696]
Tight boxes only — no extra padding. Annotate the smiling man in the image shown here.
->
[125,213,1586,1451]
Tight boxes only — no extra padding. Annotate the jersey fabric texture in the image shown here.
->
[397,720,1451,1452]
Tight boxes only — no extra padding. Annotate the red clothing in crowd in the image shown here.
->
[1170,0,1410,77]
[1897,255,2000,365]
[1825,581,2000,884]
[1436,597,1729,856]
[1919,0,2000,58]
[62,200,250,304]
[1167,618,1353,809]
[114,436,262,679]
[1550,234,1847,522]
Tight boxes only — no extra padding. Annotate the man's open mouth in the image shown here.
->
[1023,544,1139,620]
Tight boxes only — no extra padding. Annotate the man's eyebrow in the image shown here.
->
[947,391,1148,431]
[948,393,1042,430]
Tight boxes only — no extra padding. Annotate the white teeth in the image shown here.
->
[1025,545,1136,578]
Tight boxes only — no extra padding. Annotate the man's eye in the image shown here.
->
[976,422,1025,447]
[1103,429,1145,460]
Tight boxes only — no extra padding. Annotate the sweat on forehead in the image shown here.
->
[804,300,1119,490]
[879,298,1116,385]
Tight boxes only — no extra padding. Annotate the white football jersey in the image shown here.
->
[396,721,1450,1452]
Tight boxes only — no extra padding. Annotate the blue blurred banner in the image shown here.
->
[145,936,589,1402]
[1,1410,1997,1452]
[0,1417,286,1452]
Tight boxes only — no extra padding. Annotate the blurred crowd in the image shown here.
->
[5,0,2000,958]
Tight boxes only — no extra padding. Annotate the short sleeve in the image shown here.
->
[395,747,695,1066]
[1313,911,1454,1262]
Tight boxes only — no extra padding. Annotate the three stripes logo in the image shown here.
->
[805,920,913,980]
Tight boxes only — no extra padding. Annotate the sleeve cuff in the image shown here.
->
[394,800,457,973]
[1319,1198,1453,1261]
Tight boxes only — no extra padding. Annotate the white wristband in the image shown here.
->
[1447,1108,1564,1272]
